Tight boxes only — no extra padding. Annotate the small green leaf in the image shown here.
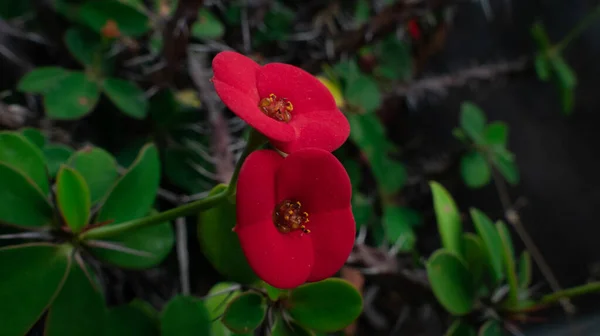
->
[272,314,315,336]
[530,21,551,51]
[103,78,148,119]
[68,147,119,204]
[0,131,50,195]
[44,72,101,120]
[79,0,150,37]
[0,243,72,336]
[462,233,486,289]
[0,163,54,228]
[429,181,463,257]
[164,146,214,194]
[17,67,70,94]
[470,208,504,284]
[96,144,160,224]
[161,295,211,336]
[20,127,46,148]
[354,0,370,25]
[496,221,518,306]
[43,145,75,178]
[287,278,362,332]
[192,9,225,39]
[352,193,374,228]
[484,122,508,148]
[460,151,491,188]
[374,36,412,81]
[550,54,577,89]
[222,292,267,334]
[56,166,91,233]
[345,74,382,113]
[44,262,106,336]
[64,27,103,67]
[204,282,245,336]
[491,154,519,185]
[105,301,160,336]
[426,249,475,316]
[518,251,532,289]
[478,320,503,336]
[383,206,416,251]
[534,53,551,81]
[445,320,476,336]
[460,102,486,143]
[198,184,258,284]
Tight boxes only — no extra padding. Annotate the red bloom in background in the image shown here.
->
[235,148,355,289]
[212,51,350,153]
[407,19,421,40]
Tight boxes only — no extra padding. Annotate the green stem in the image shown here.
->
[555,4,600,52]
[539,281,600,306]
[81,128,268,241]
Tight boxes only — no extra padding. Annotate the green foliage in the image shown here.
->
[161,295,212,336]
[43,71,101,120]
[204,282,247,336]
[426,249,475,315]
[0,132,50,195]
[102,78,149,119]
[272,315,315,336]
[17,67,71,94]
[67,147,119,204]
[222,292,267,334]
[460,151,491,188]
[470,208,504,284]
[383,206,416,251]
[446,320,476,336]
[192,9,225,40]
[105,301,160,335]
[79,0,150,37]
[496,221,518,307]
[56,166,91,233]
[430,181,463,257]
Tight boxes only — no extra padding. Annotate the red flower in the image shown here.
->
[211,51,350,153]
[407,19,421,40]
[235,148,355,289]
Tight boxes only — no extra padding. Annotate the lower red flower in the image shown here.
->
[235,148,356,289]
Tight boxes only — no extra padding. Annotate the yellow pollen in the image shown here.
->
[258,93,293,122]
[273,199,310,234]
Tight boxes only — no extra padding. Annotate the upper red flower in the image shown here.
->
[234,148,356,289]
[211,51,350,154]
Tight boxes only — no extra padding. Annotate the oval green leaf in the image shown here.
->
[484,122,508,148]
[429,181,463,257]
[496,221,518,306]
[105,301,159,336]
[518,251,532,289]
[204,282,246,336]
[382,205,416,251]
[95,144,160,224]
[445,320,476,336]
[192,9,225,39]
[43,71,101,120]
[0,163,54,228]
[44,144,75,178]
[44,261,106,336]
[103,78,148,119]
[460,151,491,188]
[17,67,70,94]
[64,27,102,67]
[272,314,315,336]
[470,208,504,284]
[20,127,46,148]
[287,278,363,332]
[462,233,486,289]
[67,147,119,204]
[0,131,50,195]
[491,154,519,185]
[0,243,72,336]
[460,102,486,143]
[345,74,382,113]
[426,249,475,316]
[56,166,91,233]
[79,0,150,37]
[198,184,257,284]
[222,292,266,334]
[161,295,211,336]
[478,320,503,336]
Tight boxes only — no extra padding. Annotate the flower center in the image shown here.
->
[259,93,293,122]
[273,200,310,234]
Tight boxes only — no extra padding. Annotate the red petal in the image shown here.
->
[212,51,260,100]
[275,148,352,214]
[213,80,295,142]
[256,63,336,115]
[306,208,356,282]
[236,150,281,227]
[273,109,350,153]
[236,221,314,289]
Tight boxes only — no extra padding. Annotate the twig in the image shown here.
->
[176,217,191,295]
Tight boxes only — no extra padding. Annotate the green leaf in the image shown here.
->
[460,102,486,143]
[352,193,374,228]
[445,320,476,336]
[96,144,160,224]
[462,233,486,289]
[287,278,362,332]
[43,72,101,120]
[272,314,315,336]
[204,283,246,336]
[484,122,508,147]
[20,127,46,148]
[192,9,225,39]
[161,295,211,336]
[0,243,72,336]
[105,301,160,336]
[0,0,31,19]
[64,27,103,67]
[429,181,463,257]
[17,67,70,94]
[0,163,54,228]
[222,292,267,334]
[374,36,412,81]
[79,0,150,37]
[345,74,382,113]
[102,78,148,119]
[43,145,75,178]
[68,147,119,204]
[470,208,504,284]
[460,151,491,188]
[164,146,213,194]
[56,166,91,233]
[198,184,258,284]
[382,206,416,251]
[478,320,503,336]
[426,249,475,316]
[0,131,50,195]
[534,53,551,81]
[550,54,577,89]
[491,154,519,185]
[354,0,370,25]
[518,251,532,289]
[530,21,552,51]
[558,82,575,115]
[496,221,518,306]
[45,262,106,336]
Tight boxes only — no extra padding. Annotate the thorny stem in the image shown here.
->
[555,3,600,53]
[80,129,267,241]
